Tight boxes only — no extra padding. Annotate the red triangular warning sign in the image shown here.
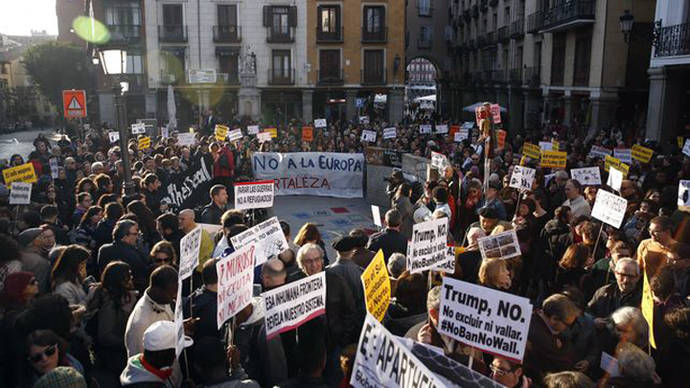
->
[67,97,82,110]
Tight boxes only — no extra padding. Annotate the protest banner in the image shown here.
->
[233,180,275,210]
[477,230,521,260]
[214,125,229,141]
[679,180,690,209]
[591,189,627,228]
[252,152,364,198]
[361,129,377,143]
[538,141,553,151]
[371,205,382,227]
[604,155,621,172]
[247,125,260,135]
[138,136,151,150]
[179,226,202,280]
[230,217,288,267]
[314,118,327,128]
[108,131,119,143]
[430,151,449,171]
[570,167,601,186]
[216,245,255,329]
[683,139,690,157]
[131,122,146,134]
[613,148,632,164]
[383,127,397,139]
[496,129,507,150]
[540,150,567,168]
[262,272,326,339]
[490,104,501,123]
[9,182,32,205]
[419,124,432,134]
[607,167,624,192]
[438,277,533,362]
[359,116,370,124]
[522,142,541,159]
[227,128,243,142]
[454,129,469,142]
[302,127,313,141]
[407,218,451,274]
[589,145,612,159]
[160,156,213,211]
[257,132,272,142]
[49,158,59,179]
[177,132,195,146]
[350,314,445,388]
[435,124,448,134]
[509,165,535,191]
[632,144,654,163]
[2,162,37,187]
[600,352,621,377]
[264,128,278,138]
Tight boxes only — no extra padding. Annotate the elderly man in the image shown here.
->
[261,257,287,291]
[18,226,55,293]
[562,179,591,217]
[587,258,642,320]
[97,219,150,291]
[178,209,214,273]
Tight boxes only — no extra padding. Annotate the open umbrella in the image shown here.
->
[167,84,177,130]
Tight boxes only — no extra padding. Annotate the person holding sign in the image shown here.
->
[563,179,591,218]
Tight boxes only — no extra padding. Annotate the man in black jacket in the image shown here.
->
[366,209,408,263]
[184,259,220,341]
[201,184,228,225]
[587,258,642,321]
[156,213,185,258]
[97,219,150,291]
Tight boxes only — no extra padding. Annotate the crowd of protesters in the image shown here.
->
[0,111,687,388]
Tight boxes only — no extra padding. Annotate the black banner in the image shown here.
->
[161,156,213,211]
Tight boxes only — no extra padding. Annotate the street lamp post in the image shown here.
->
[98,48,136,196]
[620,10,634,43]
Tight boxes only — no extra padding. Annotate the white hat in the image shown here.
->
[143,320,193,351]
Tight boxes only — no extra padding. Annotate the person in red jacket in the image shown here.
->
[210,142,234,190]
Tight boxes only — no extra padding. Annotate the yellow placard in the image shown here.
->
[264,128,278,138]
[604,155,621,172]
[361,250,391,322]
[540,150,567,168]
[679,137,685,149]
[641,268,656,349]
[2,162,37,187]
[214,124,229,142]
[138,136,151,150]
[618,162,629,177]
[523,142,541,159]
[631,144,654,163]
[552,140,560,151]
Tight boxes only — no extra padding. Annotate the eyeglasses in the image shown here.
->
[28,344,57,363]
[615,272,637,278]
[489,365,513,376]
[302,258,323,265]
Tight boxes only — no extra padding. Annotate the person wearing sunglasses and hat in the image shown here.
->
[21,329,84,387]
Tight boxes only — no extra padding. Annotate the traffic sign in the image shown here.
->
[62,90,87,118]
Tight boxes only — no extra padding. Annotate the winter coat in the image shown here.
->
[537,219,573,285]
[97,241,150,291]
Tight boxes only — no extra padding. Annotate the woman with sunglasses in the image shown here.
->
[21,329,84,387]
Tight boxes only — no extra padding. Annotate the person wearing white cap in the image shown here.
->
[120,320,192,387]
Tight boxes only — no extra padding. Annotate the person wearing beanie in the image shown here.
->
[0,271,38,311]
[18,226,56,294]
[33,366,86,388]
[328,235,365,317]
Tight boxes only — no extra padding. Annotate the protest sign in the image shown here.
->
[264,128,278,138]
[683,139,690,157]
[161,126,169,139]
[570,167,601,186]
[613,148,632,164]
[262,272,326,339]
[477,230,521,260]
[216,245,255,329]
[234,180,274,210]
[383,127,397,139]
[408,218,451,274]
[359,116,370,124]
[371,205,382,227]
[679,137,686,149]
[496,129,507,150]
[435,124,448,134]
[679,180,690,209]
[302,127,314,141]
[9,182,31,205]
[509,166,535,191]
[227,128,243,142]
[600,352,621,377]
[49,158,59,179]
[540,150,567,168]
[131,122,146,134]
[360,249,391,322]
[607,167,624,192]
[253,152,364,198]
[247,125,260,135]
[2,162,37,187]
[361,129,377,143]
[604,155,621,172]
[522,142,541,159]
[438,277,533,362]
[430,151,449,171]
[178,226,202,280]
[173,282,186,356]
[230,217,289,267]
[454,129,469,142]
[257,132,272,142]
[314,118,327,128]
[138,136,151,150]
[490,104,501,123]
[552,140,560,150]
[177,132,195,146]
[214,124,229,141]
[351,314,445,388]
[160,156,213,211]
[591,189,627,228]
[419,124,432,134]
[108,131,120,143]
[632,144,654,163]
[198,223,222,237]
[539,141,553,151]
[589,145,612,159]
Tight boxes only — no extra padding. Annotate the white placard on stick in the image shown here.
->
[591,189,628,229]
[679,180,690,208]
[435,124,448,134]
[477,230,521,260]
[178,226,202,280]
[161,126,169,139]
[9,182,31,204]
[431,151,449,170]
[407,218,450,274]
[438,277,533,363]
[419,124,432,134]
[683,139,690,157]
[613,148,632,164]
[229,217,288,267]
[570,167,602,186]
[314,119,327,128]
[216,245,255,329]
[509,166,536,191]
[590,145,612,159]
[257,132,272,143]
[361,129,377,143]
[108,131,120,143]
[173,281,185,356]
[359,116,369,124]
[177,132,195,146]
[227,128,243,142]
[49,158,59,179]
[371,205,382,227]
[262,272,326,339]
[247,125,260,135]
[454,129,469,142]
[383,127,397,139]
[607,167,624,191]
[234,180,275,210]
[131,122,146,134]
[539,141,553,151]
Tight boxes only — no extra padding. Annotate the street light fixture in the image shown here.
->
[98,48,135,196]
[620,10,634,43]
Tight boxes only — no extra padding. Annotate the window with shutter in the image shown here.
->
[289,6,297,27]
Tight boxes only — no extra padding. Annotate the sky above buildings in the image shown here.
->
[0,0,58,36]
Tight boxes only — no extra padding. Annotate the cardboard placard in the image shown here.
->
[419,124,432,134]
[227,128,243,142]
[161,126,169,139]
[591,189,627,228]
[314,118,327,128]
[262,272,326,339]
[177,133,195,146]
[631,144,654,163]
[509,166,536,191]
[589,145,612,159]
[257,132,272,143]
[361,129,377,143]
[302,127,314,142]
[604,155,621,172]
[216,245,255,329]
[49,158,59,179]
[178,226,202,280]
[607,167,624,192]
[371,205,382,227]
[539,141,553,151]
[108,131,120,143]
[233,180,275,210]
[678,180,690,209]
[490,104,501,123]
[613,148,632,164]
[247,125,260,135]
[522,142,541,159]
[264,128,278,138]
[496,129,507,150]
[430,151,449,170]
[214,124,229,141]
[477,230,521,260]
[138,136,151,150]
[683,139,690,157]
[383,127,397,139]
[229,217,289,267]
[9,181,31,204]
[454,129,469,142]
[361,250,391,322]
[570,167,602,186]
[359,116,370,124]
[407,218,451,274]
[540,150,567,169]
[2,162,37,187]
[435,124,448,134]
[131,122,146,134]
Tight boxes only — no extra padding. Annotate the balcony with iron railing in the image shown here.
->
[318,69,344,85]
[653,21,690,57]
[217,72,240,85]
[523,66,541,87]
[509,67,522,83]
[527,0,595,33]
[498,26,509,42]
[417,38,432,49]
[361,69,387,85]
[267,68,295,85]
[267,27,295,43]
[213,25,241,43]
[107,24,142,44]
[317,26,344,43]
[511,19,524,38]
[362,27,387,43]
[158,25,187,43]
